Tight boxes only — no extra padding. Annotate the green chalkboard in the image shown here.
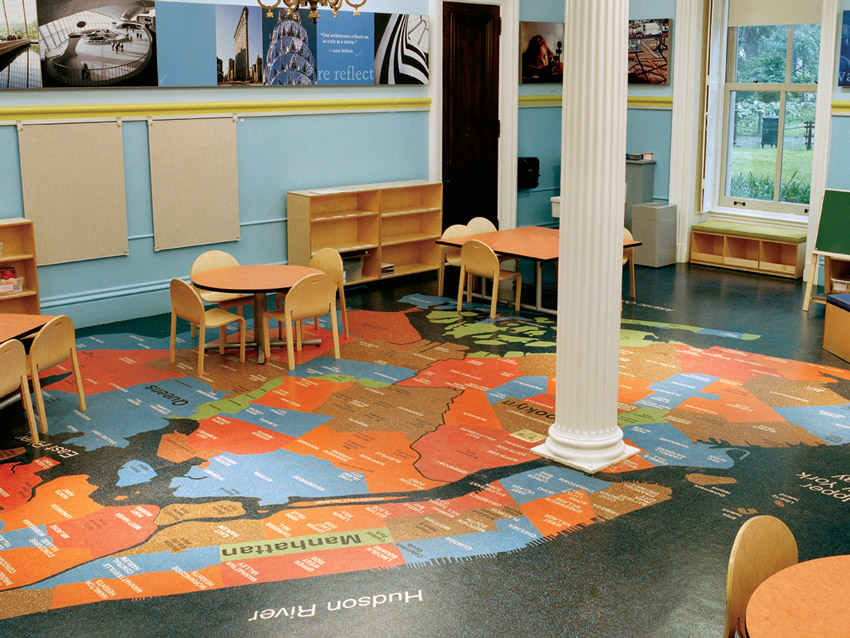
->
[817,189,850,254]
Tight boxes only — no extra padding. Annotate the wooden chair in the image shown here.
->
[0,339,40,443]
[261,273,341,370]
[624,228,636,300]
[27,315,86,435]
[457,239,521,319]
[467,216,516,272]
[724,515,798,638]
[437,224,470,296]
[308,247,349,338]
[189,250,252,337]
[169,278,246,376]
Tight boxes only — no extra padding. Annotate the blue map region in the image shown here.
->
[194,400,331,440]
[624,421,738,468]
[54,377,223,450]
[396,517,542,565]
[620,320,757,341]
[244,405,331,439]
[25,546,221,590]
[486,377,548,404]
[499,466,610,505]
[399,294,455,310]
[0,522,49,544]
[117,460,157,487]
[170,449,368,506]
[635,373,720,412]
[774,404,850,446]
[288,357,417,385]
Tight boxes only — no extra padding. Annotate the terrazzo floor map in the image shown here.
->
[2,293,850,620]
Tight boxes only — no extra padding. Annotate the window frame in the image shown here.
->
[717,23,820,216]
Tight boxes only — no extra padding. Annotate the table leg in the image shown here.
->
[802,252,819,312]
[254,292,267,364]
[535,260,543,311]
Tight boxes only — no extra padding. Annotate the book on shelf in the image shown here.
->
[381,262,395,274]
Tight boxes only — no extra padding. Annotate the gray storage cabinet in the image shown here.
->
[632,203,676,267]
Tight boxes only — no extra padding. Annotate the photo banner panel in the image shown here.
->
[18,121,129,265]
[1,2,428,89]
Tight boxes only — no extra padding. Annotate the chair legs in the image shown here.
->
[29,350,86,437]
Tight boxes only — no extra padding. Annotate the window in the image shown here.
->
[713,0,825,217]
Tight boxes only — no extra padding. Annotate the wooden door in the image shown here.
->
[442,2,500,230]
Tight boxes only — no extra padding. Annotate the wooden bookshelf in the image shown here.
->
[287,181,442,286]
[0,218,40,314]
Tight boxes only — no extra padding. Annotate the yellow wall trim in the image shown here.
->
[520,95,674,110]
[518,94,562,108]
[0,97,431,122]
[832,101,850,115]
[627,96,673,110]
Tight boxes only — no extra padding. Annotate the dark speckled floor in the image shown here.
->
[1,262,847,638]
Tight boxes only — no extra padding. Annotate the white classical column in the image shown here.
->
[532,0,639,473]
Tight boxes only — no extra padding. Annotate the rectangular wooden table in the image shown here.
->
[0,313,53,343]
[436,226,640,315]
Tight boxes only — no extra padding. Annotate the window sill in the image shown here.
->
[701,206,809,230]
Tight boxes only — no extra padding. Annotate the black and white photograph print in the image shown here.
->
[36,0,157,87]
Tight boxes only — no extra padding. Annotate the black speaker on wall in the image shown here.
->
[518,157,540,190]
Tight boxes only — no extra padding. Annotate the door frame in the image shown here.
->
[428,0,519,229]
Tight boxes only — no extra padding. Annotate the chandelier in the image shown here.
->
[256,0,367,21]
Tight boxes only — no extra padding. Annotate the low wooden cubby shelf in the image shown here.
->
[0,218,40,314]
[287,180,443,285]
[690,221,806,279]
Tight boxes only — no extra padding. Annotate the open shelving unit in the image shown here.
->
[287,180,442,286]
[0,218,40,314]
[690,227,805,279]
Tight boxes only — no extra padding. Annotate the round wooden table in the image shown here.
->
[191,264,321,364]
[746,555,850,637]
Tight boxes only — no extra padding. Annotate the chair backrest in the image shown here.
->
[170,278,205,325]
[30,315,77,372]
[285,273,337,322]
[623,227,634,265]
[724,515,798,638]
[467,217,498,235]
[460,239,500,279]
[190,250,239,279]
[0,339,27,397]
[441,224,470,264]
[309,247,344,285]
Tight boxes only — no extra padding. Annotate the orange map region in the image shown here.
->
[261,504,389,539]
[0,475,102,532]
[676,345,777,383]
[618,376,654,405]
[50,563,225,610]
[443,389,504,430]
[221,542,405,587]
[680,378,781,423]
[603,441,655,473]
[251,376,351,413]
[524,393,555,411]
[55,349,182,395]
[347,308,427,347]
[186,415,295,456]
[50,504,161,558]
[520,489,597,536]
[157,432,219,464]
[748,353,850,382]
[412,423,537,482]
[0,545,93,590]
[398,356,521,391]
[0,458,60,511]
[286,425,444,493]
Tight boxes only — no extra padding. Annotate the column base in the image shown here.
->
[532,440,641,474]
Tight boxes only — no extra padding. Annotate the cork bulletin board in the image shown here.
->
[148,117,240,251]
[18,121,129,265]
